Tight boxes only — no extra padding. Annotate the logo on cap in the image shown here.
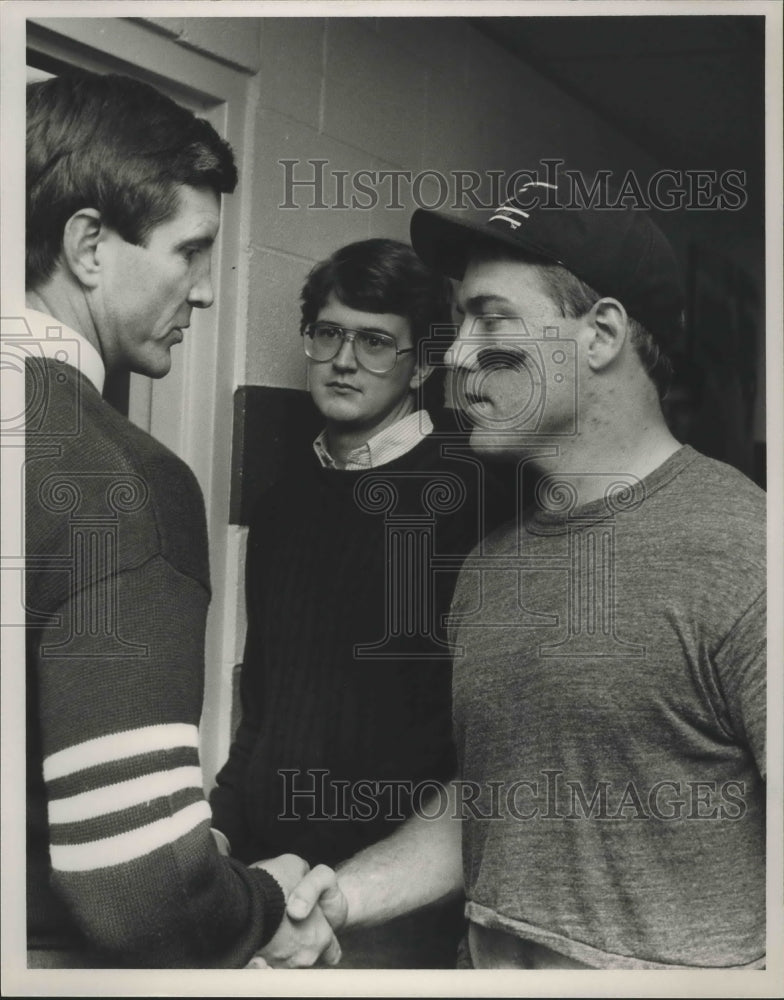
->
[489,181,558,230]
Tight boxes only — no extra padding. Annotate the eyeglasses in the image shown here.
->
[302,322,414,374]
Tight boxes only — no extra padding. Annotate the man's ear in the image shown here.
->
[409,361,433,390]
[585,297,629,373]
[61,209,104,288]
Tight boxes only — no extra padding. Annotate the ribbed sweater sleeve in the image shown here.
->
[35,560,284,967]
[26,361,285,966]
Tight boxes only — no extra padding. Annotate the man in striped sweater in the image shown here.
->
[22,70,340,968]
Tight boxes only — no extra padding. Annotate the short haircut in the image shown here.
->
[299,238,453,348]
[473,242,675,400]
[26,70,238,288]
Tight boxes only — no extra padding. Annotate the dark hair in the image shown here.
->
[473,241,674,400]
[538,267,674,401]
[26,71,238,288]
[299,238,453,348]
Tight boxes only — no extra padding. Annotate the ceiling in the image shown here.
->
[472,14,765,198]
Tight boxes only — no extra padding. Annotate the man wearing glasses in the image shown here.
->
[210,238,506,967]
[285,184,766,970]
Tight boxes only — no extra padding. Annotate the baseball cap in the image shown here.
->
[410,176,685,344]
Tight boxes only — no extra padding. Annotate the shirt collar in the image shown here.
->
[313,409,434,470]
[21,308,106,394]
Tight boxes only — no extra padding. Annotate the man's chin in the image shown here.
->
[467,427,516,456]
[467,426,546,459]
[137,354,172,379]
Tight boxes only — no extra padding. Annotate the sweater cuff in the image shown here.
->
[251,868,287,948]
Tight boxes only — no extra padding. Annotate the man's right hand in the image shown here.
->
[286,864,349,929]
[281,781,463,936]
[252,853,310,897]
[247,858,346,968]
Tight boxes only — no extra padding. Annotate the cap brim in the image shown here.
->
[410,207,560,279]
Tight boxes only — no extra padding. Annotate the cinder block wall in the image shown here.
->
[244,16,660,390]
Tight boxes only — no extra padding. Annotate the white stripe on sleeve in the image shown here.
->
[43,724,200,782]
[50,800,212,872]
[48,766,204,824]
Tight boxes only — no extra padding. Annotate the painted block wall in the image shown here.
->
[244,17,661,391]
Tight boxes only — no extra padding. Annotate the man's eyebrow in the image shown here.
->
[176,234,216,249]
[462,294,516,314]
[320,321,395,338]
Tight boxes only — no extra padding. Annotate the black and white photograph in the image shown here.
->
[1,0,782,996]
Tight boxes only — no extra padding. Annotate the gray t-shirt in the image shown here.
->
[450,446,765,969]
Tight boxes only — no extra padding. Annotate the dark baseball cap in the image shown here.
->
[410,177,685,344]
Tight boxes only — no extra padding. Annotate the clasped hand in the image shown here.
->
[246,854,348,969]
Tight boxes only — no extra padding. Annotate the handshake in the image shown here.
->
[248,854,350,969]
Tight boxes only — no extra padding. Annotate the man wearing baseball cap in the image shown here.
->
[285,178,766,970]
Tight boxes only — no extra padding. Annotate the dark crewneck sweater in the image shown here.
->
[210,432,502,867]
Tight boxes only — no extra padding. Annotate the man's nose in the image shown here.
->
[188,264,215,309]
[332,335,358,370]
[444,319,481,370]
